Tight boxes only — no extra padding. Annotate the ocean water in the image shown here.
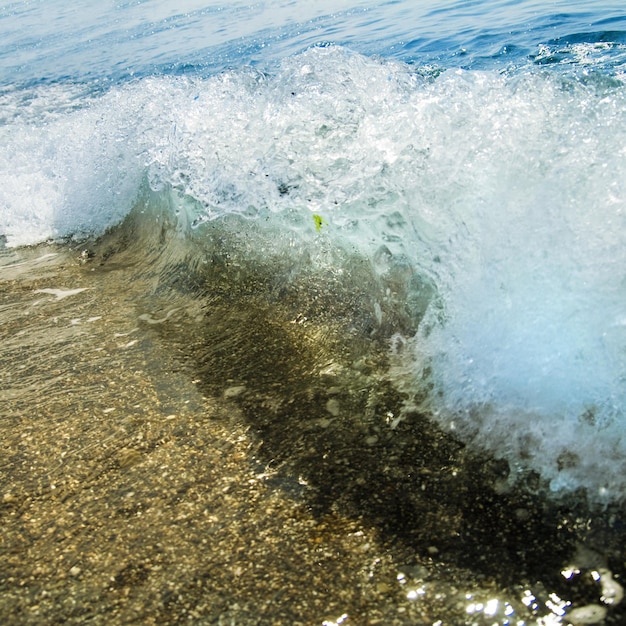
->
[4,1,626,624]
[1,2,626,481]
[2,0,626,503]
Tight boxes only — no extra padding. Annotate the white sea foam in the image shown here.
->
[2,47,626,500]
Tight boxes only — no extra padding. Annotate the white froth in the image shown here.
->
[0,84,148,246]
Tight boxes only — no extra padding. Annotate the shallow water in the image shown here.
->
[2,0,626,623]
[1,203,625,625]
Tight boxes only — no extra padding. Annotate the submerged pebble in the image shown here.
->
[566,604,607,624]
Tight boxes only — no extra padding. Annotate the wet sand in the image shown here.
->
[1,214,625,625]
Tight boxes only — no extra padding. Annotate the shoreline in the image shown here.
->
[1,225,625,625]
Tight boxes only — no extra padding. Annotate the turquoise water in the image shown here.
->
[2,0,626,502]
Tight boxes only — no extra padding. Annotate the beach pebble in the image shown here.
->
[116,448,143,469]
[325,398,340,416]
[566,604,607,624]
[599,567,624,605]
[224,385,246,399]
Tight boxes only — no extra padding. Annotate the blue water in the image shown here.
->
[2,0,626,502]
[2,0,626,84]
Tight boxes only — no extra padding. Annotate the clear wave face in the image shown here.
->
[2,45,626,502]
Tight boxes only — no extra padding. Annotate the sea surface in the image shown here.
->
[2,1,626,624]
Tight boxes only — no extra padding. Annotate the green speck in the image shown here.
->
[313,214,326,232]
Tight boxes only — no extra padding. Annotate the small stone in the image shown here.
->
[566,604,607,624]
[325,398,340,416]
[599,568,624,606]
[69,566,81,577]
[398,564,429,580]
[116,448,142,469]
[224,385,246,399]
[515,508,530,521]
